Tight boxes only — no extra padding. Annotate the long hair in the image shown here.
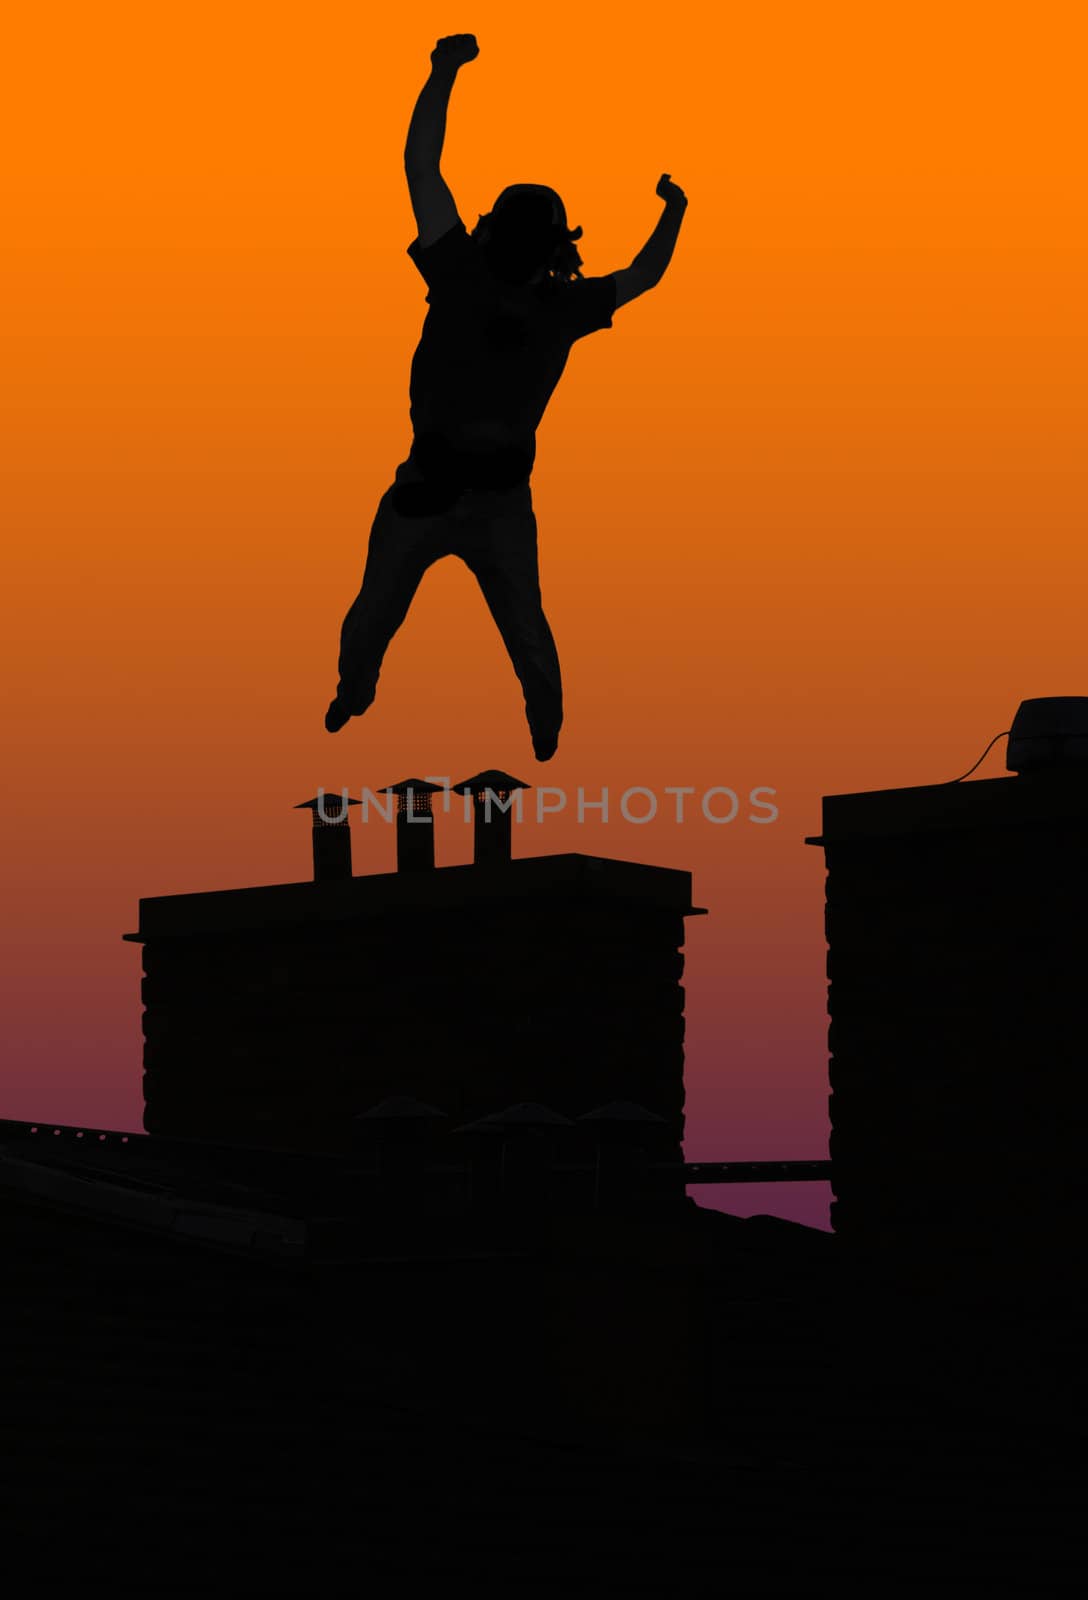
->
[470,185,585,285]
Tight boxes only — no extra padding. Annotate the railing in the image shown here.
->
[681,1161,831,1183]
[0,1117,833,1268]
[0,1117,138,1145]
[0,1121,830,1182]
[0,1120,308,1258]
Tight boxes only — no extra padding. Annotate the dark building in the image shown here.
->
[809,715,1088,1273]
[3,723,1082,1586]
[1,1112,1078,1591]
[125,781,705,1158]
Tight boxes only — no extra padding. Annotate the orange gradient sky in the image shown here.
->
[3,5,1086,1226]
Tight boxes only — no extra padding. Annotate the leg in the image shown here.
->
[455,500,564,760]
[328,485,444,728]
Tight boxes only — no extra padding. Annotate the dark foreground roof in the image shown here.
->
[1,1121,1081,1591]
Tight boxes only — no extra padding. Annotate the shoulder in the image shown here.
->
[407,220,479,284]
[549,273,617,339]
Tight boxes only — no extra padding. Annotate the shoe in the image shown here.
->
[325,698,351,733]
[532,729,559,762]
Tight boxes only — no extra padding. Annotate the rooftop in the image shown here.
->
[807,766,1088,844]
[122,852,707,942]
[3,1113,1079,1589]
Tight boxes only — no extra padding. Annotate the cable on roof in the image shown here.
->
[941,730,1010,785]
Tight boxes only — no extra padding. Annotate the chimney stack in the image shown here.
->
[381,779,443,872]
[294,792,359,882]
[130,805,699,1160]
[452,770,531,866]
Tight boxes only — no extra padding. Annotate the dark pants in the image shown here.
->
[334,455,563,747]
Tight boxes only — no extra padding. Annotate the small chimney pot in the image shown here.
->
[452,770,532,865]
[294,792,360,882]
[380,779,444,872]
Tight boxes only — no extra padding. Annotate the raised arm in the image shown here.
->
[612,175,689,310]
[404,35,479,250]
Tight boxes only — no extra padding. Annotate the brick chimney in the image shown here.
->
[452,770,531,866]
[294,791,359,882]
[127,823,704,1157]
[380,779,444,872]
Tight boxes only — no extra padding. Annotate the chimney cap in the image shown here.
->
[478,1102,574,1129]
[354,1096,448,1122]
[451,769,532,794]
[379,777,446,796]
[294,794,361,811]
[451,1103,575,1136]
[578,1100,667,1124]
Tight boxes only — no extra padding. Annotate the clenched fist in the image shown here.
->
[656,173,688,208]
[431,34,480,70]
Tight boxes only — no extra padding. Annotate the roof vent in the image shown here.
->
[380,779,444,872]
[1007,697,1088,774]
[451,770,531,865]
[294,792,359,882]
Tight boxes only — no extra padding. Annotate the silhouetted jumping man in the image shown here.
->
[326,33,688,760]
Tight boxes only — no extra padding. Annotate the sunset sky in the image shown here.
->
[3,5,1086,1227]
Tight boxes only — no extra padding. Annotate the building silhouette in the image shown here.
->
[1,725,1082,1587]
[808,718,1088,1283]
[126,779,702,1162]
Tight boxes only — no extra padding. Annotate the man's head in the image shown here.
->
[471,185,584,284]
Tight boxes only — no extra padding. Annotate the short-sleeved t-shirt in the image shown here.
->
[404,220,616,490]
